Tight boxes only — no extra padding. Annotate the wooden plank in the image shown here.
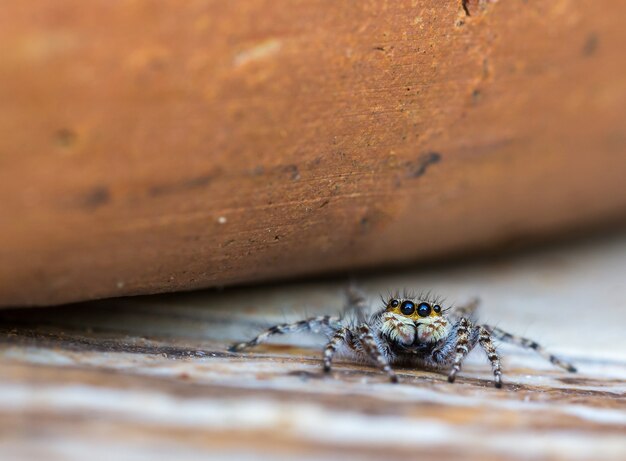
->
[1,1,626,305]
[0,233,625,460]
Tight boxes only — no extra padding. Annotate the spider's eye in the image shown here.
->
[400,300,415,315]
[389,299,399,308]
[417,302,432,317]
[433,305,441,314]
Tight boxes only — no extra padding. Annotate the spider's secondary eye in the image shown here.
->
[417,302,432,317]
[433,305,441,314]
[400,300,415,315]
[389,299,399,308]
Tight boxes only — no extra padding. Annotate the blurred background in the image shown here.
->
[0,1,625,460]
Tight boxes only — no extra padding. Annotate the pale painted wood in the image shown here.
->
[1,233,625,460]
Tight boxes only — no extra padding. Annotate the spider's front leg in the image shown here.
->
[444,319,503,388]
[323,327,350,373]
[356,324,399,383]
[229,315,340,352]
[447,317,475,385]
[477,325,503,388]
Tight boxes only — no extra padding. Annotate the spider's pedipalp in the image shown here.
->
[229,315,340,352]
[484,325,577,373]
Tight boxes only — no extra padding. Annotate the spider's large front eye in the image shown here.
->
[389,299,399,308]
[400,300,415,315]
[417,302,432,317]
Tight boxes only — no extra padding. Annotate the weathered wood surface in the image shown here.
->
[1,0,626,306]
[1,233,625,460]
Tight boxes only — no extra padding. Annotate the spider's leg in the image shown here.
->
[356,324,398,383]
[447,317,475,384]
[484,325,577,373]
[448,298,480,321]
[345,285,369,324]
[477,325,503,388]
[229,315,340,352]
[323,327,350,372]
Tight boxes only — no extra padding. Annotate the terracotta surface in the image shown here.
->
[0,232,625,460]
[1,0,626,306]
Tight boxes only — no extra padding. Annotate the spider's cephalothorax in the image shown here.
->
[229,289,577,388]
[379,296,451,350]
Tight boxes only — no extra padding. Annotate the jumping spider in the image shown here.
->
[229,289,577,387]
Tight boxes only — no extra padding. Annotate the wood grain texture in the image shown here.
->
[1,233,625,460]
[1,0,626,306]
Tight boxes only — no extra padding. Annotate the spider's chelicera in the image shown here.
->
[229,289,577,388]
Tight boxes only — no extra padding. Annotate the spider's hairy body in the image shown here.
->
[229,289,577,388]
